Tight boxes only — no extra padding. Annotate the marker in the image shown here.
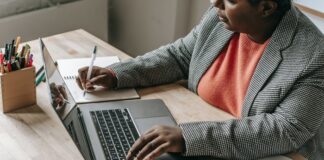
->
[35,65,44,78]
[0,54,4,74]
[25,48,30,67]
[28,54,33,67]
[7,62,11,72]
[11,46,16,58]
[4,44,8,60]
[10,46,16,62]
[15,36,21,53]
[18,46,25,57]
[15,60,21,70]
[23,44,30,56]
[20,57,25,68]
[36,72,45,87]
[8,44,12,62]
[11,62,17,71]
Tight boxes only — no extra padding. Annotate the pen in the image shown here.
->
[83,46,97,97]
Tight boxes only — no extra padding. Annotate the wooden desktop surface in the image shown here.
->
[0,29,303,160]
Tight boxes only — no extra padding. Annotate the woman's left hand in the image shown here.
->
[126,125,185,160]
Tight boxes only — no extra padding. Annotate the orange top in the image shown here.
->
[197,33,270,118]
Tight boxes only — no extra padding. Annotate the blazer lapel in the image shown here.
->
[241,6,300,117]
[190,23,233,92]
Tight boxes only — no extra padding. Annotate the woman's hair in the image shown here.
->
[249,0,292,14]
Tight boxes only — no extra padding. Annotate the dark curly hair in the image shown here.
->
[249,0,292,15]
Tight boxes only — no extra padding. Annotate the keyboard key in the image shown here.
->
[90,109,139,160]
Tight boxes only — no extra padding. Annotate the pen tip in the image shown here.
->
[83,91,86,97]
[93,46,97,54]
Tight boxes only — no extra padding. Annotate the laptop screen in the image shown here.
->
[40,39,77,120]
[41,39,97,160]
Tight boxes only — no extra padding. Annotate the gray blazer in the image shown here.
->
[110,6,324,160]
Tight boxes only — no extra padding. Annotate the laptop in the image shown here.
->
[40,39,185,160]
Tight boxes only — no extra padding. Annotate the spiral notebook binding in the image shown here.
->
[64,75,78,80]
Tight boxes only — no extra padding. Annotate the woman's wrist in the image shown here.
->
[106,68,118,89]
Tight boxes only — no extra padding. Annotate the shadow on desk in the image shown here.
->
[2,105,46,125]
[6,104,43,114]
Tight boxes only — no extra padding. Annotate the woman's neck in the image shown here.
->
[247,15,283,44]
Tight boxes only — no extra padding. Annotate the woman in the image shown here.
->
[77,0,324,159]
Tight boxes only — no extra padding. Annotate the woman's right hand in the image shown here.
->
[76,66,117,91]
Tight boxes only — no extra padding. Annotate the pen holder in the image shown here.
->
[0,66,36,113]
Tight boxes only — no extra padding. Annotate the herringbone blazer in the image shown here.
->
[110,5,324,160]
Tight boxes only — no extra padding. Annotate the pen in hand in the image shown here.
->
[83,46,97,97]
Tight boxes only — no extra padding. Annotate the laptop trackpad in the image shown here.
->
[135,116,177,135]
[135,117,186,160]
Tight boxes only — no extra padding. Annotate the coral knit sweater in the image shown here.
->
[197,33,270,118]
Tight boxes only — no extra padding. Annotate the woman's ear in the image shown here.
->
[259,0,278,17]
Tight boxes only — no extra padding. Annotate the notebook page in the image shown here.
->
[57,56,139,103]
[57,56,120,79]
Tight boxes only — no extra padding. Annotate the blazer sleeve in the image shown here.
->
[109,6,215,88]
[179,46,324,159]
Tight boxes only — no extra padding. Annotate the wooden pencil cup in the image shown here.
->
[0,66,36,113]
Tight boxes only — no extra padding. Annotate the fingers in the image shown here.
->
[76,77,83,89]
[135,137,165,160]
[78,66,89,89]
[143,127,157,135]
[88,74,106,87]
[126,126,185,160]
[77,66,115,90]
[127,132,157,160]
[144,142,169,160]
[83,74,107,91]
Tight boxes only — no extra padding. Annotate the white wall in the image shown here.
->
[109,0,181,57]
[108,1,324,57]
[303,12,324,33]
[0,0,108,45]
[187,0,210,32]
[108,0,210,57]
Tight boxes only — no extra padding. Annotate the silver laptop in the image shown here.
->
[40,39,186,160]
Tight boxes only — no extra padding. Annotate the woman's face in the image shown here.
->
[214,0,261,33]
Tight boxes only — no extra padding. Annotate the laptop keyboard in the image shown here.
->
[90,109,140,160]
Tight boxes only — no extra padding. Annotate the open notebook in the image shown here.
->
[57,56,139,103]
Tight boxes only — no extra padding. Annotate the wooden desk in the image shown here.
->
[0,30,303,160]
